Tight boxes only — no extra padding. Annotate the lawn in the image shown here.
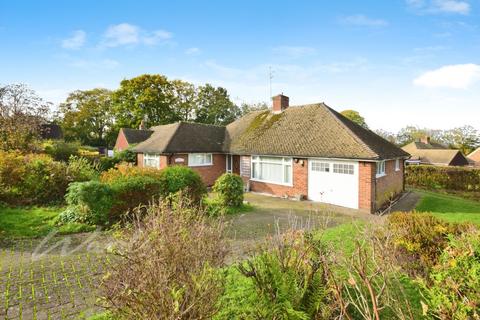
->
[414,189,480,224]
[0,206,95,238]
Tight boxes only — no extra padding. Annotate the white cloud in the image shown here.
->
[406,0,470,14]
[272,46,317,58]
[62,30,86,49]
[69,58,120,69]
[185,47,201,55]
[413,63,480,89]
[101,23,172,47]
[339,14,388,27]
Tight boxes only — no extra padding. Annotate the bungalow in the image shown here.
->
[402,136,469,167]
[467,148,480,167]
[130,95,410,213]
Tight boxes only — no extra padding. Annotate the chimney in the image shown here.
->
[272,94,289,113]
[139,119,146,130]
[420,136,431,144]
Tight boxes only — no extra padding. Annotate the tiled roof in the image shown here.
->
[121,128,154,144]
[467,148,480,162]
[402,141,469,166]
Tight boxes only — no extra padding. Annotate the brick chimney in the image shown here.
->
[272,94,289,114]
[139,119,146,130]
[420,136,431,144]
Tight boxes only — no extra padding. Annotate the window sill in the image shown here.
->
[376,173,386,179]
[250,178,293,187]
[188,164,213,167]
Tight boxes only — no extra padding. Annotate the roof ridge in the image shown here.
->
[322,103,378,159]
[179,121,226,128]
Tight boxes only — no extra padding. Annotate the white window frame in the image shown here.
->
[144,153,160,169]
[395,159,400,171]
[333,163,355,175]
[250,155,293,186]
[188,153,213,167]
[376,160,386,178]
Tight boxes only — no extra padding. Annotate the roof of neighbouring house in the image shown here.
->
[402,140,469,166]
[467,148,480,163]
[121,128,154,145]
[133,122,225,153]
[224,103,409,160]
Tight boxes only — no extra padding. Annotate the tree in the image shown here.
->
[442,126,480,155]
[59,88,115,147]
[195,84,241,125]
[112,74,180,129]
[170,80,196,122]
[374,129,397,144]
[240,101,269,116]
[0,83,51,151]
[340,109,368,128]
[396,126,444,146]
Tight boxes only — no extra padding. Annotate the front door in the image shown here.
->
[226,154,233,173]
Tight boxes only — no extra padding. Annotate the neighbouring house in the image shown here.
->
[130,94,409,213]
[402,136,469,167]
[467,148,480,167]
[114,121,153,152]
[40,123,63,140]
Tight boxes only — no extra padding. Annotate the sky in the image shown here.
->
[1,0,479,132]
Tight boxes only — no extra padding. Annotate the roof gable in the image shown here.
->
[121,128,154,144]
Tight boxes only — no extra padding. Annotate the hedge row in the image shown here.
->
[405,165,480,191]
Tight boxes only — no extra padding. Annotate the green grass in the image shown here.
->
[0,206,95,238]
[415,190,480,224]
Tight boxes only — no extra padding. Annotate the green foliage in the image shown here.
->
[212,173,244,207]
[157,166,206,204]
[60,181,115,225]
[43,140,80,161]
[97,149,137,171]
[195,84,241,125]
[67,155,99,181]
[406,165,480,191]
[422,230,480,319]
[386,212,471,278]
[340,109,369,128]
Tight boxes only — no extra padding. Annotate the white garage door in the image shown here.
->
[308,159,359,209]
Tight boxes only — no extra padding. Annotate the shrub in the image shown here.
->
[406,165,480,191]
[67,155,99,181]
[213,173,244,207]
[100,165,163,183]
[43,140,80,162]
[59,181,114,225]
[422,229,480,319]
[386,212,471,278]
[157,166,206,204]
[101,199,228,319]
[97,149,138,172]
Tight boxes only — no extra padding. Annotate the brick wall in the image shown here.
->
[358,162,375,212]
[114,129,129,151]
[137,153,168,169]
[249,158,308,199]
[169,153,226,186]
[375,160,404,209]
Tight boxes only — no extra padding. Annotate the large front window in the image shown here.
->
[144,153,160,168]
[188,153,213,166]
[251,156,292,185]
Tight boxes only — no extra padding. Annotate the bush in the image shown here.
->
[67,155,99,181]
[406,165,480,191]
[386,212,471,278]
[44,140,80,162]
[100,165,163,183]
[213,173,244,207]
[157,166,206,204]
[101,199,228,319]
[59,181,114,225]
[422,229,480,319]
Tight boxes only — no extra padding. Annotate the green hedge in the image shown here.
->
[405,165,480,191]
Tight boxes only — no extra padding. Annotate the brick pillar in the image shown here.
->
[358,162,375,213]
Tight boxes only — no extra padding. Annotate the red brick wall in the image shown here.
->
[137,153,168,169]
[358,162,375,212]
[249,158,308,199]
[168,153,226,186]
[114,129,129,151]
[375,160,404,209]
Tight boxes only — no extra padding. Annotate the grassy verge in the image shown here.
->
[0,206,95,238]
[414,189,480,224]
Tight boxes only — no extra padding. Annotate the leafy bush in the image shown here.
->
[43,140,80,162]
[422,229,480,319]
[100,165,163,183]
[97,149,137,172]
[67,155,99,181]
[212,173,244,207]
[59,181,114,225]
[386,212,471,278]
[157,166,206,204]
[406,165,480,191]
[101,199,228,319]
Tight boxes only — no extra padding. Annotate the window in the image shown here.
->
[251,156,292,185]
[188,153,213,166]
[333,163,354,175]
[376,160,386,177]
[144,153,160,168]
[395,159,400,171]
[311,161,330,172]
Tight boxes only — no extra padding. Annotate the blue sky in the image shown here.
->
[1,0,479,131]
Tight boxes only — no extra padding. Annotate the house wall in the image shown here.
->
[375,160,404,209]
[114,130,129,151]
[169,153,227,186]
[358,162,375,212]
[247,158,308,199]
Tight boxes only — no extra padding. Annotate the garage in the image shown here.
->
[308,159,359,209]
